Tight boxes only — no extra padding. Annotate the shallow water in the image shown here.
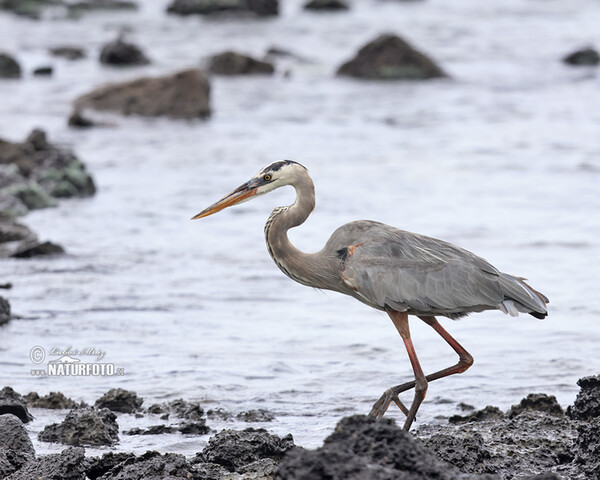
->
[1,0,599,456]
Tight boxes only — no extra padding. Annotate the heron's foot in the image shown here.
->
[368,387,410,418]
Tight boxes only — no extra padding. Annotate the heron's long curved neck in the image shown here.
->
[264,173,327,288]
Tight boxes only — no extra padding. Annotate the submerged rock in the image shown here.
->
[8,446,86,480]
[124,424,175,435]
[39,407,119,446]
[33,66,53,76]
[304,0,348,11]
[74,69,211,119]
[0,296,10,326]
[95,388,143,413]
[236,408,275,422]
[99,38,150,66]
[0,53,22,79]
[68,110,97,128]
[166,0,278,17]
[24,391,80,409]
[337,33,447,80]
[0,414,35,478]
[11,240,65,258]
[563,47,599,66]
[209,51,274,75]
[50,46,86,60]
[0,387,33,423]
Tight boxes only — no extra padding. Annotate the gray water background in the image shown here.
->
[1,0,599,456]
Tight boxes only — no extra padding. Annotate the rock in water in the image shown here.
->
[74,69,211,119]
[0,296,10,325]
[337,34,447,80]
[93,451,195,480]
[38,407,119,446]
[563,47,599,66]
[209,51,274,75]
[0,387,33,423]
[508,393,564,418]
[8,447,86,480]
[49,46,86,60]
[95,388,143,413]
[0,414,35,478]
[0,53,22,78]
[304,0,348,11]
[99,38,150,66]
[166,0,278,17]
[11,241,65,258]
[23,391,80,409]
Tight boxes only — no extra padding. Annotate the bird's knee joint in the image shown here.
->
[458,354,474,373]
[415,378,428,395]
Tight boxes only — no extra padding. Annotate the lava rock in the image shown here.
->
[563,47,600,66]
[7,446,86,480]
[178,420,211,435]
[0,296,10,326]
[0,414,35,478]
[304,0,348,11]
[449,405,504,424]
[33,66,53,76]
[166,0,278,17]
[574,417,600,479]
[38,407,119,446]
[567,375,600,421]
[0,0,62,18]
[95,450,195,480]
[11,240,65,258]
[146,398,205,420]
[0,217,38,255]
[68,110,97,128]
[67,0,137,12]
[124,425,175,435]
[74,69,211,119]
[201,427,294,471]
[95,388,143,413]
[236,408,275,422]
[50,46,86,60]
[24,391,79,409]
[209,51,274,75]
[206,407,233,421]
[337,33,447,80]
[86,452,135,480]
[508,393,564,418]
[421,431,491,473]
[277,415,462,480]
[0,387,33,423]
[0,53,22,78]
[99,38,150,66]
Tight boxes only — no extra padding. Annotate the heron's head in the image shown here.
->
[192,160,308,219]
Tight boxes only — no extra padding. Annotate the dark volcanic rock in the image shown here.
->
[0,414,35,478]
[574,417,600,479]
[567,375,600,421]
[0,296,10,325]
[124,425,175,435]
[449,405,504,424]
[304,0,348,11]
[11,240,65,258]
[0,217,38,257]
[167,0,278,17]
[0,0,62,18]
[68,110,96,128]
[99,38,150,66]
[178,420,210,434]
[146,398,205,420]
[95,451,195,480]
[0,53,22,78]
[0,387,33,423]
[201,427,294,471]
[337,33,447,80]
[508,393,564,418]
[7,446,86,480]
[209,51,274,75]
[563,47,600,66]
[86,452,135,480]
[50,46,86,60]
[75,69,211,119]
[420,431,491,473]
[33,65,53,76]
[236,408,275,422]
[95,388,143,413]
[24,391,79,409]
[68,0,137,12]
[278,415,463,480]
[38,407,119,446]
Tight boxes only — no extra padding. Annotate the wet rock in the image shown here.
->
[0,296,10,326]
[38,407,119,446]
[9,182,57,210]
[95,450,195,480]
[508,393,564,418]
[50,46,86,60]
[86,452,135,480]
[563,47,599,66]
[24,391,79,409]
[95,388,143,413]
[209,51,275,75]
[192,461,229,479]
[124,424,175,435]
[68,110,97,128]
[574,417,600,479]
[0,414,35,478]
[0,217,37,255]
[0,387,33,423]
[146,398,205,420]
[567,375,600,421]
[178,420,211,434]
[99,37,150,66]
[7,446,86,480]
[0,0,63,18]
[206,407,233,421]
[236,408,275,422]
[166,0,278,17]
[11,240,65,258]
[337,33,447,80]
[421,431,490,473]
[278,415,463,480]
[33,65,53,76]
[75,69,211,119]
[0,53,22,79]
[201,427,294,471]
[449,405,504,424]
[304,0,348,11]
[67,0,137,12]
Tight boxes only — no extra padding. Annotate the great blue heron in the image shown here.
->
[192,160,548,430]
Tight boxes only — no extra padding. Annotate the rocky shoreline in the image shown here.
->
[0,375,598,479]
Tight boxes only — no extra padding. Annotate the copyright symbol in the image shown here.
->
[30,346,45,364]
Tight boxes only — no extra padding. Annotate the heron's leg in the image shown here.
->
[369,316,473,418]
[370,310,428,431]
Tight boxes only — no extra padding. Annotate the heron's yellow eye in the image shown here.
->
[263,174,272,181]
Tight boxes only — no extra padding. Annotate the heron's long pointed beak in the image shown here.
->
[191,180,259,220]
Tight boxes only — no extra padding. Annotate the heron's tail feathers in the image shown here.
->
[498,273,549,319]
